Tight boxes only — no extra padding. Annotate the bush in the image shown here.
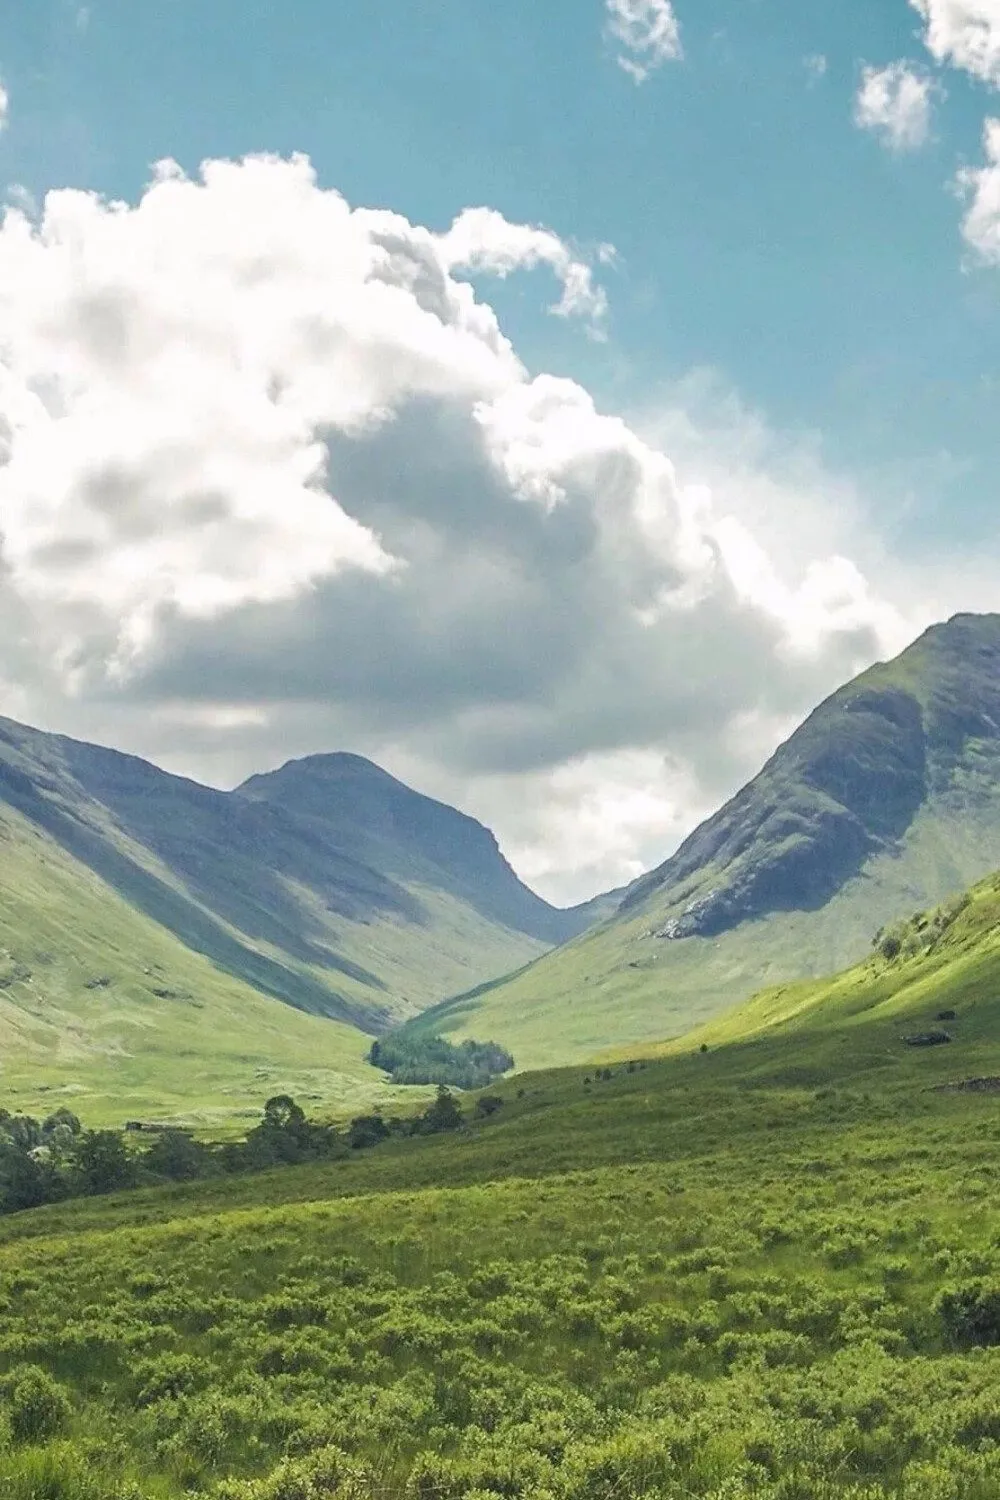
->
[419,1087,463,1134]
[5,1364,72,1443]
[936,1280,1000,1347]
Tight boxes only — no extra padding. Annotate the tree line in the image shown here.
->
[0,1084,498,1215]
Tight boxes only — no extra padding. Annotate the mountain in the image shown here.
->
[0,720,594,1120]
[0,792,402,1127]
[417,613,1000,1067]
[238,753,587,947]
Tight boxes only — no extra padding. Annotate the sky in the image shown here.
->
[0,0,998,903]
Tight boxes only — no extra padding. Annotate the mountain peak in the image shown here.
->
[425,611,1000,1070]
[240,751,586,945]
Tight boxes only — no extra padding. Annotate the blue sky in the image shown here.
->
[0,0,998,897]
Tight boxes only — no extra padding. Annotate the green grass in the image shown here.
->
[649,866,1000,1062]
[7,882,1000,1495]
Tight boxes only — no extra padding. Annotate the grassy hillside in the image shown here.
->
[655,865,1000,1063]
[0,718,607,1122]
[424,614,1000,1067]
[0,718,590,1044]
[6,905,1000,1496]
[0,801,422,1128]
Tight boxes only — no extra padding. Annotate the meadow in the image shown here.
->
[3,1003,1000,1500]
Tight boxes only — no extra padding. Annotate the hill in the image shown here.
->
[5,868,1000,1498]
[419,613,1000,1066]
[0,722,593,1122]
[655,864,1000,1071]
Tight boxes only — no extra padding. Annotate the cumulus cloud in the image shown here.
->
[0,79,8,132]
[854,62,937,151]
[910,0,1000,87]
[958,116,1000,258]
[605,0,682,83]
[0,153,928,900]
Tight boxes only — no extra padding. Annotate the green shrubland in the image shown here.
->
[3,1009,1000,1498]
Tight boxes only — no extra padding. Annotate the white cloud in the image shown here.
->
[440,206,609,326]
[605,0,682,83]
[854,62,937,151]
[0,79,9,133]
[804,54,829,84]
[958,116,1000,258]
[0,153,933,901]
[910,0,1000,87]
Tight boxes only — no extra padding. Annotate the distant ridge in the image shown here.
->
[239,751,593,947]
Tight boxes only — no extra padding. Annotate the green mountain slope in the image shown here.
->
[0,799,409,1126]
[0,720,592,1042]
[239,752,591,946]
[657,866,1000,1070]
[422,613,1000,1067]
[0,722,601,1122]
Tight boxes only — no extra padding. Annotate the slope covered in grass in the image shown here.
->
[6,949,1000,1497]
[0,801,419,1128]
[659,867,1000,1064]
[425,613,1000,1067]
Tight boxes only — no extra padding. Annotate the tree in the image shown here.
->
[42,1107,81,1138]
[145,1129,212,1182]
[71,1130,137,1196]
[420,1086,463,1134]
[243,1095,337,1166]
[262,1095,307,1133]
[347,1114,390,1151]
[0,1144,55,1213]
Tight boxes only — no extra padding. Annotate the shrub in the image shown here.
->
[936,1280,1000,1347]
[5,1364,72,1443]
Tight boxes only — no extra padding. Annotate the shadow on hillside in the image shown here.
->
[0,760,390,1034]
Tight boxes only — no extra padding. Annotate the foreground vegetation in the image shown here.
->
[5,969,1000,1499]
[8,866,1000,1495]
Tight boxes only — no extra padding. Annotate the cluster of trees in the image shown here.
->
[0,1105,140,1211]
[0,1084,483,1216]
[369,1029,514,1087]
